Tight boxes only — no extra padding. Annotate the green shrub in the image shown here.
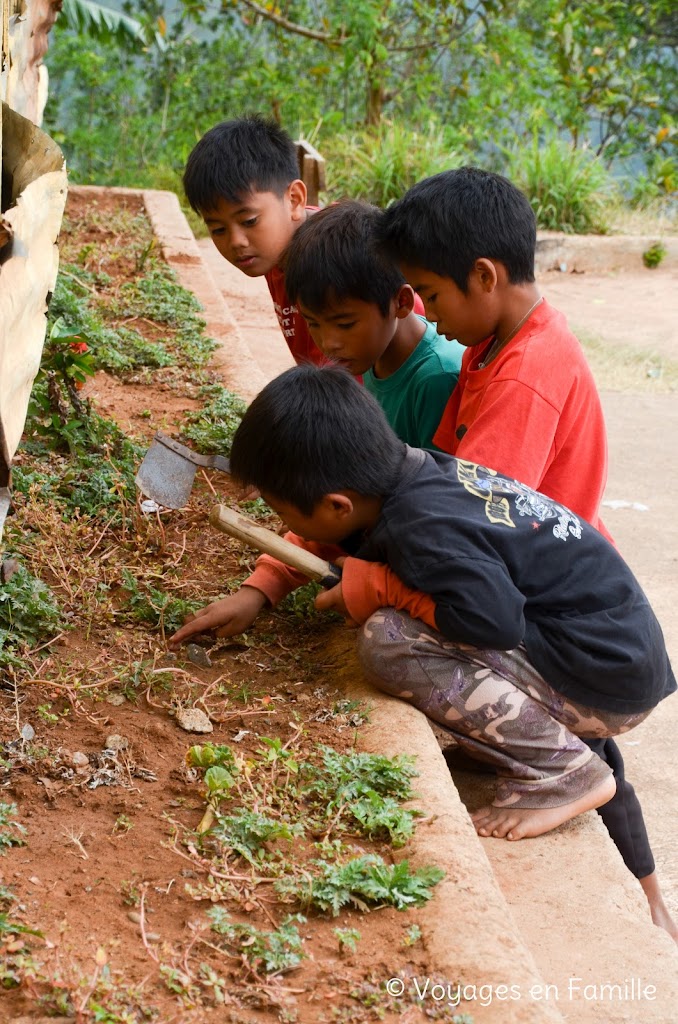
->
[642,242,667,269]
[506,136,615,234]
[323,122,470,207]
[631,154,677,208]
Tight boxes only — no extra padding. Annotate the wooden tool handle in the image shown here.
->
[209,505,342,588]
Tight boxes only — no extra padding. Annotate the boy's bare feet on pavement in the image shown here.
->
[471,774,616,841]
[639,872,678,944]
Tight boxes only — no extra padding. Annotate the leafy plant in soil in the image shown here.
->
[48,265,175,375]
[0,803,27,853]
[108,262,216,367]
[207,909,307,974]
[211,809,304,866]
[0,564,63,670]
[15,415,143,521]
[275,855,444,915]
[180,382,247,454]
[118,568,203,634]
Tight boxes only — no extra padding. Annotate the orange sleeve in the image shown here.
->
[340,556,438,629]
[244,532,344,607]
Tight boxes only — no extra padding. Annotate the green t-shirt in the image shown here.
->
[363,318,463,451]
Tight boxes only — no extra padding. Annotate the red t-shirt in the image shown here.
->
[264,263,325,366]
[433,300,613,542]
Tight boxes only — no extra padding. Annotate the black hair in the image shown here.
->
[230,364,406,515]
[284,200,406,317]
[376,167,536,292]
[182,115,299,213]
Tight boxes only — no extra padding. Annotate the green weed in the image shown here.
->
[180,382,247,454]
[334,926,361,954]
[118,569,203,634]
[212,809,303,865]
[642,241,667,269]
[108,262,216,367]
[208,909,307,974]
[0,564,63,669]
[275,855,443,915]
[0,803,27,853]
[50,266,175,375]
[402,923,422,947]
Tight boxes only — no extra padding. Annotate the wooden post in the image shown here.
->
[295,139,326,206]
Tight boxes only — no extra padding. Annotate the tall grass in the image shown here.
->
[505,136,616,234]
[322,121,470,207]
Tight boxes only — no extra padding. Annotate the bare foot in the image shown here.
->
[471,775,615,841]
[639,872,678,944]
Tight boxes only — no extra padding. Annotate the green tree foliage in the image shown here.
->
[44,0,676,207]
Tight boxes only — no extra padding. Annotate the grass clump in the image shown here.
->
[642,241,667,269]
[506,135,615,233]
[324,121,469,207]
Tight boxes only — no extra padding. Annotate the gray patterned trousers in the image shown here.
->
[357,609,649,809]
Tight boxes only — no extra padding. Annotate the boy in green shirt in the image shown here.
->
[284,200,463,450]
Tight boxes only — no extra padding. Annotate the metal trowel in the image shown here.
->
[135,431,231,509]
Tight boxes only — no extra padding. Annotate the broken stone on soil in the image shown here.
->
[175,707,213,733]
[104,734,129,752]
[186,643,212,668]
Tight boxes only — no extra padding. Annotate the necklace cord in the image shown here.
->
[478,296,543,368]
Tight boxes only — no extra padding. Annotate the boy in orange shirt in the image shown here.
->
[376,166,674,937]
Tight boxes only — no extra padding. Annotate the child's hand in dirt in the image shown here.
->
[169,587,268,647]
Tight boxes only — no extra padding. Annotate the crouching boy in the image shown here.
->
[171,366,676,841]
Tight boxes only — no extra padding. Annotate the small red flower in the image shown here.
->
[69,340,89,354]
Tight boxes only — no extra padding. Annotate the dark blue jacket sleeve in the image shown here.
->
[412,555,527,650]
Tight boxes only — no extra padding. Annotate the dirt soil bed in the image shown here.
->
[0,193,458,1024]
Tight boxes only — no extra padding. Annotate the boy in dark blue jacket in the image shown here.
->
[172,366,675,844]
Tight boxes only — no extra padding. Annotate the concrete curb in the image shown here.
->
[536,231,677,274]
[325,630,564,1024]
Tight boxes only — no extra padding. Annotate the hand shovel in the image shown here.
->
[209,504,342,588]
[135,431,231,509]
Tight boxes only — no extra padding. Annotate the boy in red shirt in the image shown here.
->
[376,166,674,937]
[182,115,322,366]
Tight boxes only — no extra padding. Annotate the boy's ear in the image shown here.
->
[394,284,416,319]
[287,179,307,221]
[471,258,499,293]
[322,493,354,518]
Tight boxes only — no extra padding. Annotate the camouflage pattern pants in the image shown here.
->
[357,609,650,810]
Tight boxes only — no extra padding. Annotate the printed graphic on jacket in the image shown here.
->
[456,460,582,542]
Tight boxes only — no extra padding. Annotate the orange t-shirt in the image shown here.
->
[433,300,612,542]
